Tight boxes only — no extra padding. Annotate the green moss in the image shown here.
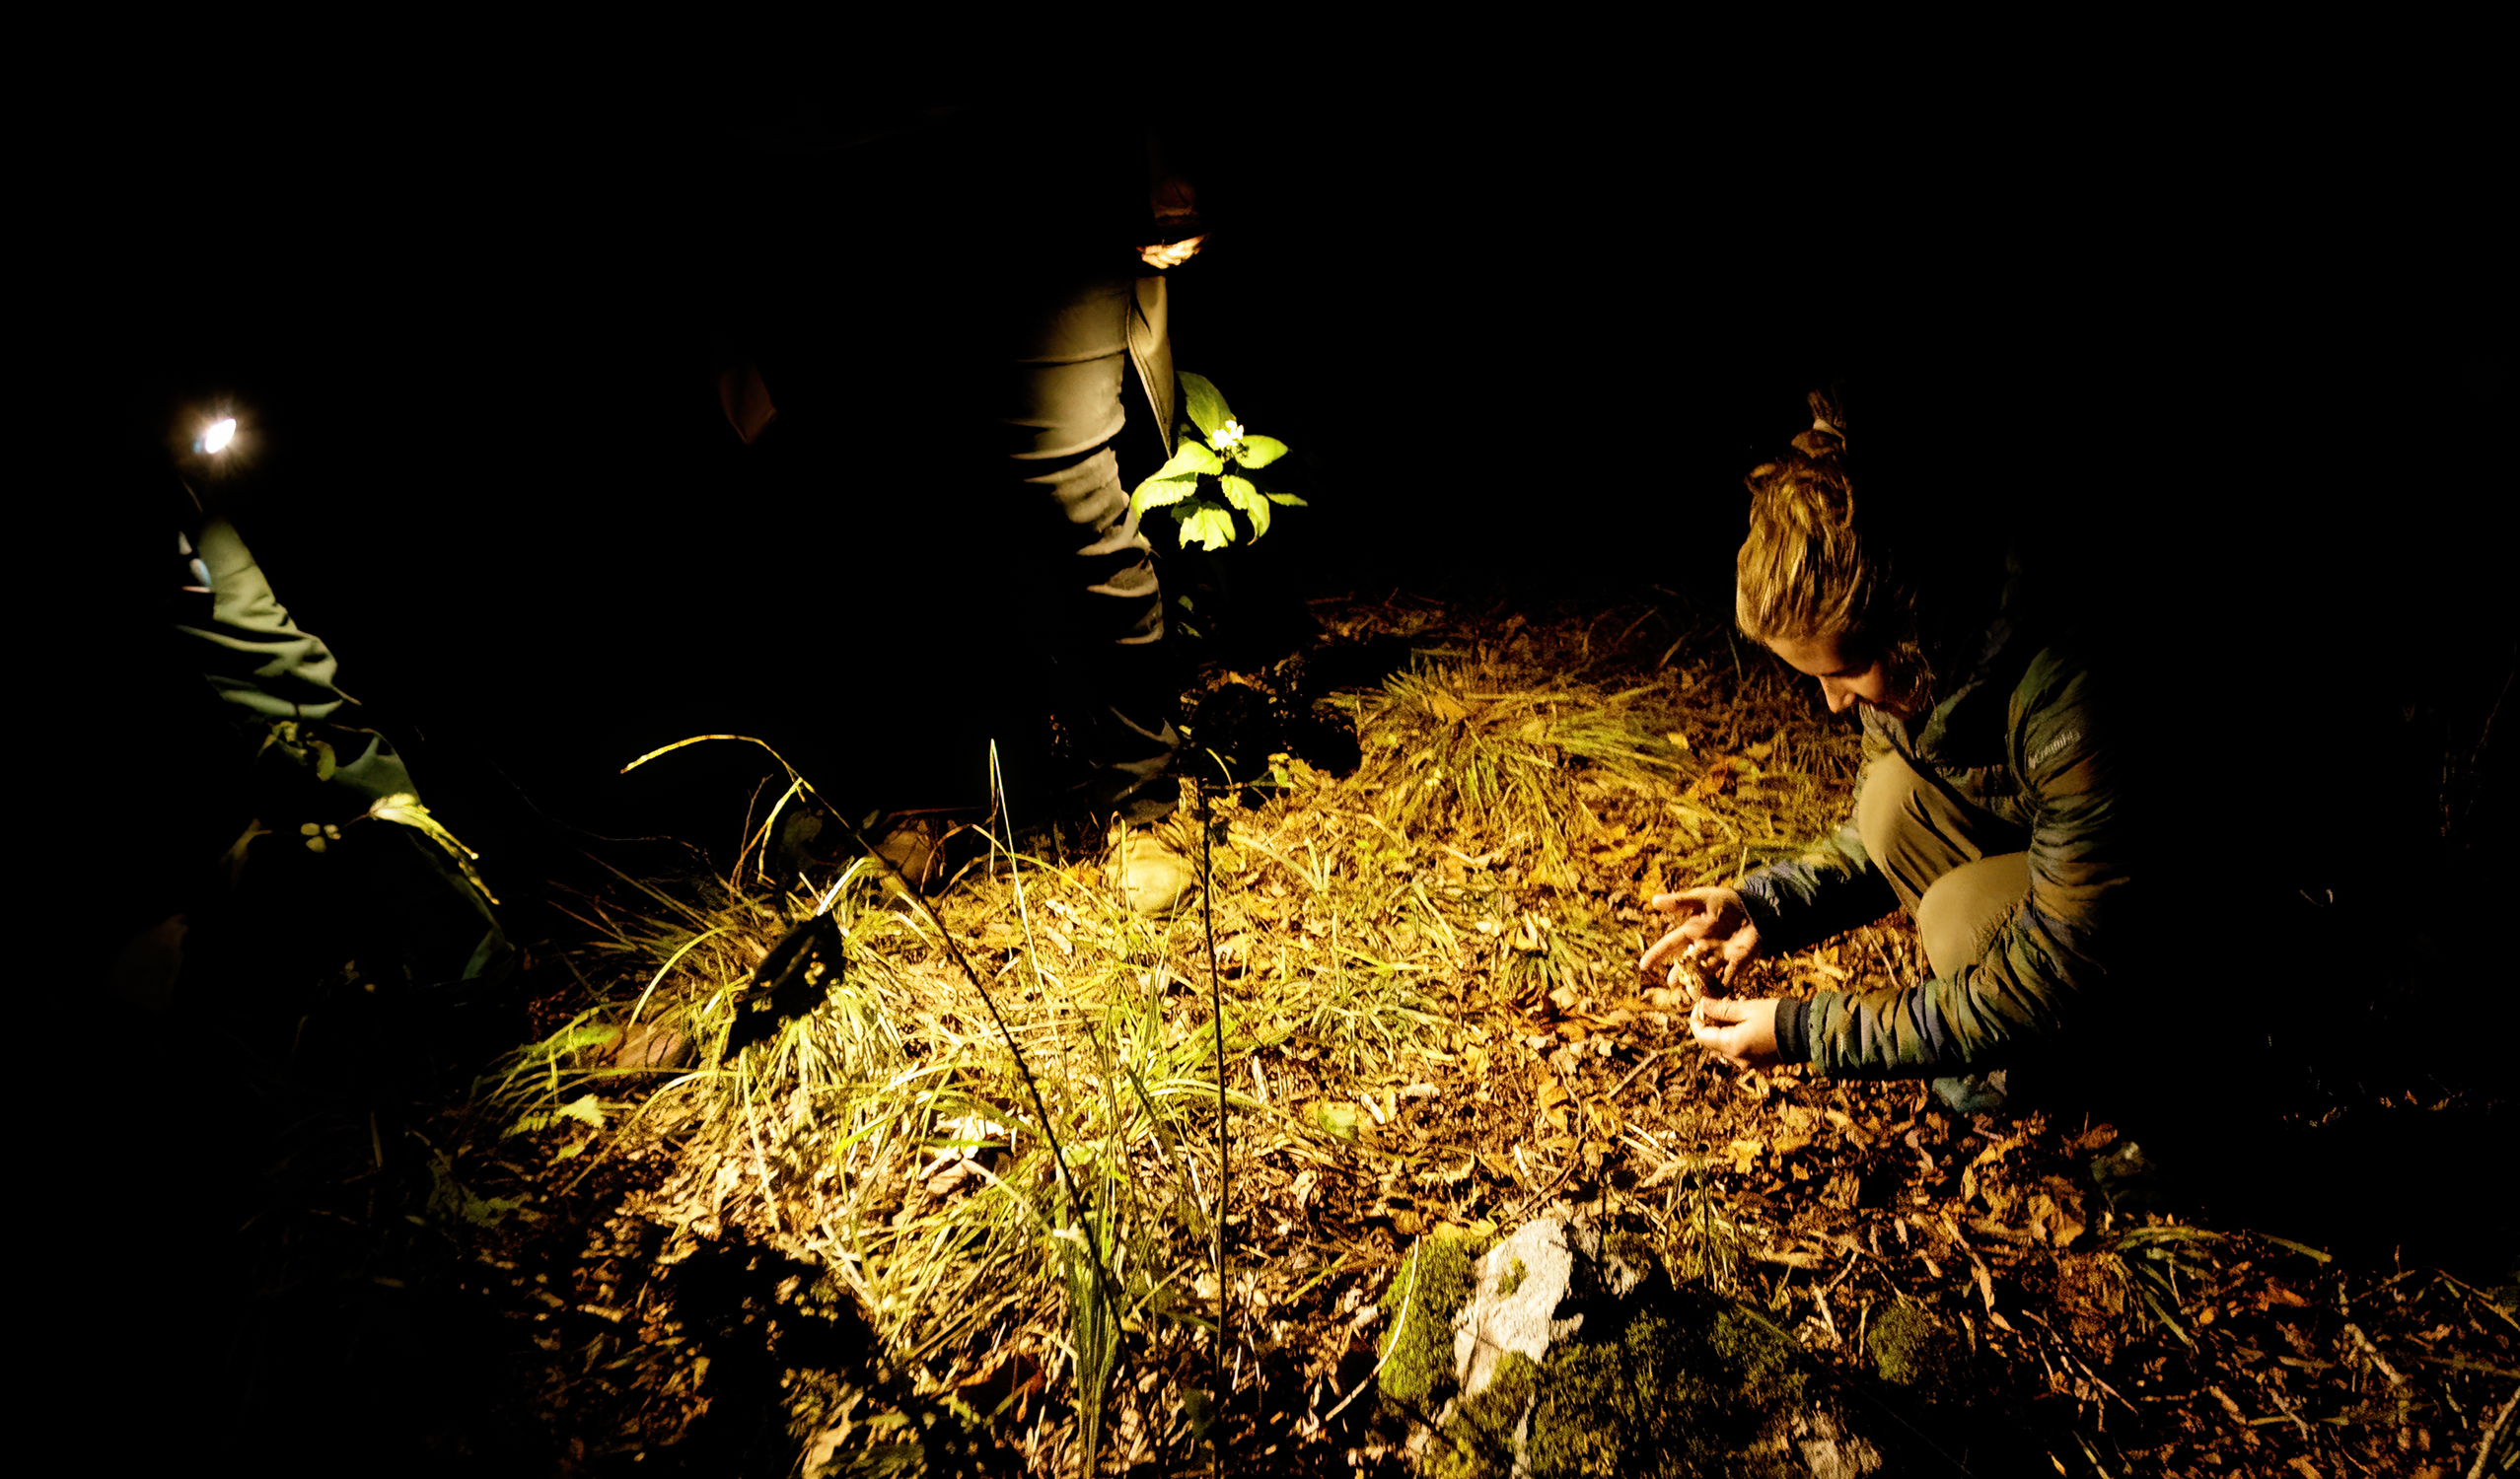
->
[1429,1351,1539,1479]
[1866,1301,1960,1392]
[1517,1297,1806,1478]
[1377,1233,1493,1414]
[1497,1256,1527,1298]
[1706,1303,1804,1413]
[1600,1232,1657,1271]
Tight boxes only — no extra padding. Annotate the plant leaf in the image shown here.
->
[1129,473,1201,517]
[1221,474,1271,540]
[1156,440,1223,479]
[1176,503,1238,551]
[1179,372,1234,437]
[1264,492,1309,507]
[1232,434,1288,468]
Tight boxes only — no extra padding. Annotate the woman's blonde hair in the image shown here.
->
[1733,389,1905,648]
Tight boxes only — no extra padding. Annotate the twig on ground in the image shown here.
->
[2342,1321,2406,1388]
[2472,1380,2520,1479]
[1313,1237,1421,1432]
[1601,1047,1672,1103]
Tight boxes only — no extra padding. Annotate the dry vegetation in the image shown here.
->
[421,598,2518,1477]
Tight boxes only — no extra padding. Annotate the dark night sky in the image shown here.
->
[70,73,2504,877]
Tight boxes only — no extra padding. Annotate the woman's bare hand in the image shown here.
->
[1639,886,1762,993]
[1690,995,1781,1069]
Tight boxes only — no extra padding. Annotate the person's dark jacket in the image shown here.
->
[1742,557,2130,1077]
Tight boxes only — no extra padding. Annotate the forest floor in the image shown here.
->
[210,595,2518,1477]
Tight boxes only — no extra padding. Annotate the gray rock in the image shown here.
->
[1451,1219,1645,1412]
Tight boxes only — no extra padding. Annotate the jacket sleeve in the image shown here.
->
[1735,728,1901,953]
[1791,653,2124,1078]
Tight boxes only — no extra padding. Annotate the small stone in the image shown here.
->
[1107,835,1197,916]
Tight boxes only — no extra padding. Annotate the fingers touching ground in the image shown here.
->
[1637,887,1758,991]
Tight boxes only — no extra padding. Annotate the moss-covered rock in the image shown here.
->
[1864,1301,1962,1394]
[1381,1218,1878,1477]
[1378,1231,1494,1416]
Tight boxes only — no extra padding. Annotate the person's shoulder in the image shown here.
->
[2010,624,2117,730]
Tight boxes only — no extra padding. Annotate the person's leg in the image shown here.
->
[1856,753,2034,1112]
[1855,752,2029,912]
[976,267,1180,822]
[1915,854,2034,981]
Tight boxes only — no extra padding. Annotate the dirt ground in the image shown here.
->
[164,595,2517,1478]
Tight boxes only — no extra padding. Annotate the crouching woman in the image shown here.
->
[1641,396,2127,1115]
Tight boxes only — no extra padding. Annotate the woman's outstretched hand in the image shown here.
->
[1691,995,1781,1069]
[1639,886,1763,994]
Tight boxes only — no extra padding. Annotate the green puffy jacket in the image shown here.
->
[1742,566,2129,1077]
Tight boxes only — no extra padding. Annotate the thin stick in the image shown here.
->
[1201,774,1229,1471]
[2472,1380,2519,1479]
[1314,1237,1421,1430]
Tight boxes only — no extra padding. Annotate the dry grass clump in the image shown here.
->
[451,597,2517,1477]
[468,599,1852,1471]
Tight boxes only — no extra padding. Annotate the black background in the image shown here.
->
[81,75,2500,860]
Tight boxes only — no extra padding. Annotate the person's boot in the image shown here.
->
[1931,1071,2011,1116]
[870,813,993,894]
[1059,707,1182,825]
[1106,829,1197,915]
[2088,1139,2165,1215]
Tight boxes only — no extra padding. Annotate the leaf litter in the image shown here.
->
[423,595,2517,1477]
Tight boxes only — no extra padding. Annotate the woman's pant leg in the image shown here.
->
[1856,751,2028,922]
[1856,752,2034,1104]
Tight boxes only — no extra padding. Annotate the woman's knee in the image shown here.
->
[1855,753,1924,865]
[1916,853,2032,978]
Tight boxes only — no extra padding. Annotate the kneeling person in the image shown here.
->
[1641,397,2124,1113]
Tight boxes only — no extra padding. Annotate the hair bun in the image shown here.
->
[1807,386,1848,436]
[1789,425,1845,461]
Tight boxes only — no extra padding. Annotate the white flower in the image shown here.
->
[1209,419,1245,452]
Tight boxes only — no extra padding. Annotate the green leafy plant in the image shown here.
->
[1128,372,1307,551]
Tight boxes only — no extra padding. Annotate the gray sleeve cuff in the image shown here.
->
[1772,995,1812,1065]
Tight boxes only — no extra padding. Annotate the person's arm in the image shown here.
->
[1735,724,1902,951]
[1783,648,2123,1076]
[1642,725,1899,993]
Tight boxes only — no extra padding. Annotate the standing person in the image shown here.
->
[1639,390,2131,1117]
[712,97,1211,862]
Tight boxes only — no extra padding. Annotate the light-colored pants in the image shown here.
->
[1856,752,2031,978]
